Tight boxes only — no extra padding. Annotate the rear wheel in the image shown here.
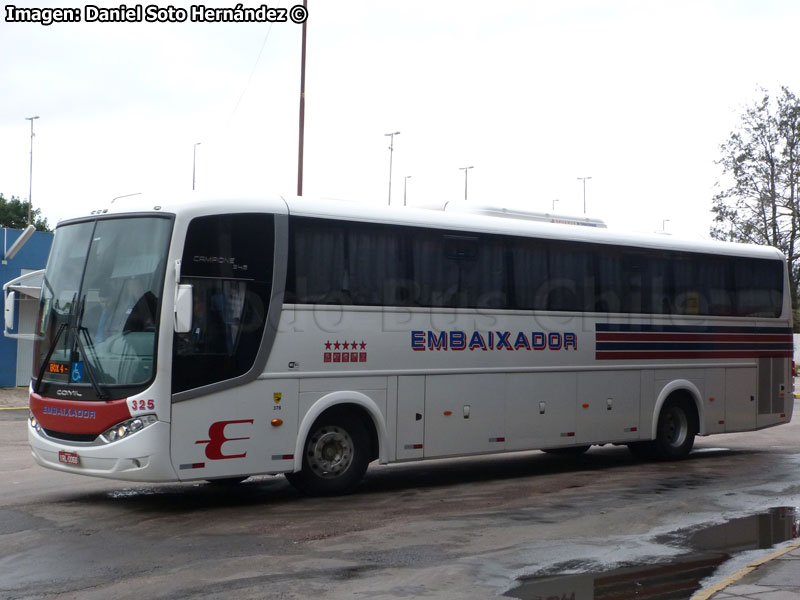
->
[652,398,697,459]
[285,414,370,496]
[628,398,697,460]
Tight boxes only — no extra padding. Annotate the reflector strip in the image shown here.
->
[179,462,205,470]
[624,427,638,432]
[489,437,505,443]
[403,444,424,449]
[560,432,576,437]
[271,454,294,460]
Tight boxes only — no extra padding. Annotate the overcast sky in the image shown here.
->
[2,0,800,238]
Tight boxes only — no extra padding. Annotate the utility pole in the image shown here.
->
[404,175,411,206]
[296,0,307,196]
[297,0,308,196]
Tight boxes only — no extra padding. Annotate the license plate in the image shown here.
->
[58,451,79,466]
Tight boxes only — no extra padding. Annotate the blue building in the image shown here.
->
[1,227,53,387]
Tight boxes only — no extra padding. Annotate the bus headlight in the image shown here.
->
[100,415,157,444]
[29,412,42,434]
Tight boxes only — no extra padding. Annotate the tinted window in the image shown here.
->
[285,217,784,318]
[172,214,274,393]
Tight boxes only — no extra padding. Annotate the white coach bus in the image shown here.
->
[19,195,793,495]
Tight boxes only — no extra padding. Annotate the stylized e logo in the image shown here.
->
[195,419,254,460]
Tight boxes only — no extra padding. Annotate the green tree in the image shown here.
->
[711,87,800,317]
[0,193,50,232]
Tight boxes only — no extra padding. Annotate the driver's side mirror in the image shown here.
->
[4,290,16,333]
[174,284,193,333]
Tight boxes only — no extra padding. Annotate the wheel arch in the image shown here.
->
[292,390,388,473]
[651,380,704,438]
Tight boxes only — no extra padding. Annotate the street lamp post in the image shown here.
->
[385,131,400,205]
[577,176,592,214]
[192,142,201,191]
[662,219,670,232]
[552,198,559,211]
[297,0,307,196]
[459,166,473,201]
[24,116,39,225]
[404,175,411,206]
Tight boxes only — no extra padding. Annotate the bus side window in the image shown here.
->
[172,213,274,394]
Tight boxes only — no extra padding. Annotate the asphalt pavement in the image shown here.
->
[4,383,800,599]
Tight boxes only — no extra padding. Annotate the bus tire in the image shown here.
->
[285,414,370,496]
[652,397,697,460]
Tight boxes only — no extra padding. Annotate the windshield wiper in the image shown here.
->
[34,319,111,400]
[34,322,67,395]
[73,327,110,400]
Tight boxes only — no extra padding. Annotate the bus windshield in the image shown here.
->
[33,216,173,400]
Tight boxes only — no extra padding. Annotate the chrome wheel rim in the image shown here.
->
[307,426,353,479]
[663,406,688,447]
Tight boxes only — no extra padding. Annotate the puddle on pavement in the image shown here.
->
[505,507,799,600]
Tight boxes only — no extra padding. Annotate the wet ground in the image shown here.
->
[2,401,800,599]
[505,507,800,600]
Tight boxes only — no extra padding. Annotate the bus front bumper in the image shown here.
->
[28,420,178,482]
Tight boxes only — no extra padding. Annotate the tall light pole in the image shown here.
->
[25,116,39,225]
[296,0,307,196]
[192,142,201,191]
[459,166,473,201]
[577,176,592,214]
[404,175,411,206]
[552,198,559,211]
[385,131,400,205]
[662,219,670,232]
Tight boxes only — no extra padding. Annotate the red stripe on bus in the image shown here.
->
[596,333,792,342]
[596,350,793,360]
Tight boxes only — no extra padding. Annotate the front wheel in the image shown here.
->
[285,414,370,496]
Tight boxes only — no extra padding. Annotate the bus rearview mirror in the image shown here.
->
[4,290,16,333]
[174,284,192,333]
